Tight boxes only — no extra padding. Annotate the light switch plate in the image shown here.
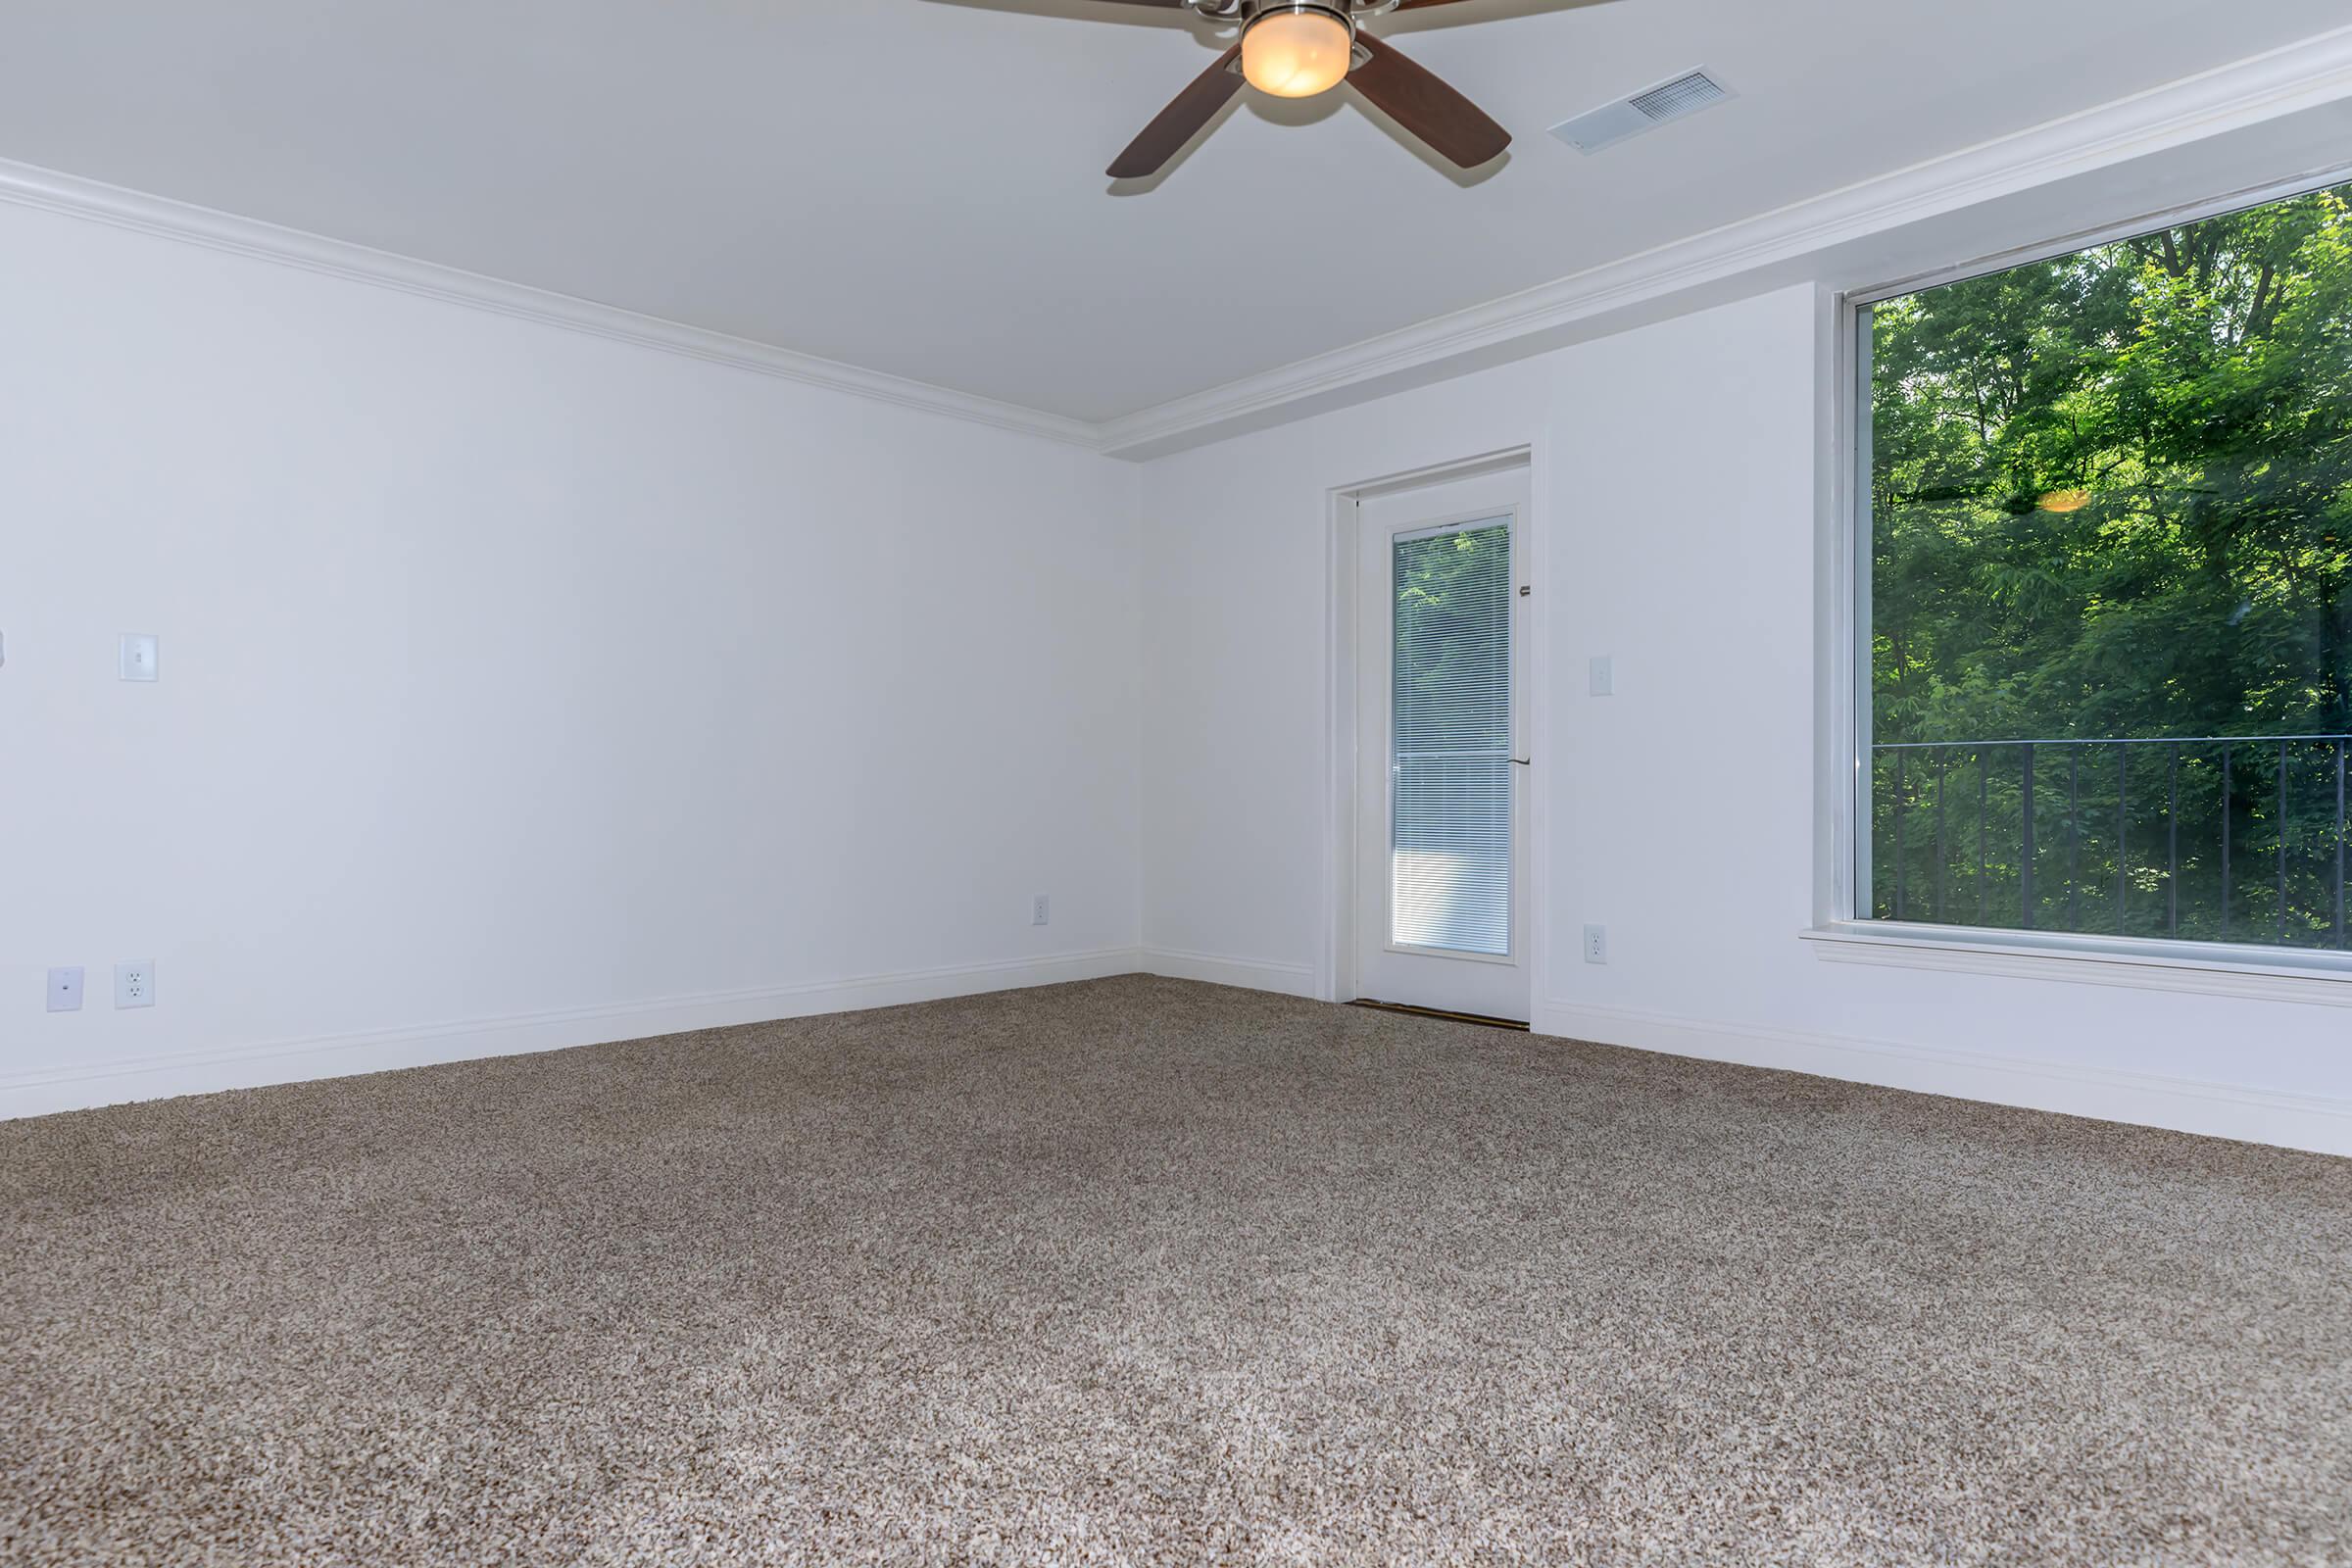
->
[1589,656,1615,697]
[120,633,159,682]
[47,966,85,1012]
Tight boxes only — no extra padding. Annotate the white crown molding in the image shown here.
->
[0,156,1101,452]
[8,24,2352,464]
[1095,22,2352,460]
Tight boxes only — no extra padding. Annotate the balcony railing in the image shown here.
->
[1871,736,2350,949]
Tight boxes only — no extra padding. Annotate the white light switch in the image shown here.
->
[1589,656,1614,697]
[120,633,159,682]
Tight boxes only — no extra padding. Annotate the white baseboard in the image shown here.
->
[1534,1000,2352,1157]
[0,947,1146,1121]
[26,955,2338,1156]
[1140,947,1321,999]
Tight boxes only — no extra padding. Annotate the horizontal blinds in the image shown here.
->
[1391,519,1512,956]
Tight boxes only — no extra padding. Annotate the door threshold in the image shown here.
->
[1348,1000,1530,1032]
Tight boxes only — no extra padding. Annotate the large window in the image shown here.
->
[1860,179,2352,953]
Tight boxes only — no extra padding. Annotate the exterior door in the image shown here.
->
[1354,465,1531,1021]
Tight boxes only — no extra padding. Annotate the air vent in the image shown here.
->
[1547,68,1736,155]
[1629,71,1729,123]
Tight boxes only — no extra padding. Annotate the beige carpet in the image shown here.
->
[3,976,2348,1566]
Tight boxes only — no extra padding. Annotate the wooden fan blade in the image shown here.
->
[1108,45,1244,178]
[1348,33,1510,170]
[1394,0,1488,7]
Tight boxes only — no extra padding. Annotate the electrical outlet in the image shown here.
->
[1032,894,1051,927]
[1583,925,1608,964]
[47,966,85,1012]
[115,962,156,1009]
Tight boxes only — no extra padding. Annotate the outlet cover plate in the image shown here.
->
[115,962,156,1009]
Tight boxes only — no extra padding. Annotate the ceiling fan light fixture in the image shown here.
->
[1242,4,1354,99]
[1102,0,1512,181]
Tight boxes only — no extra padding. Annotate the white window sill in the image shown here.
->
[1800,921,2352,1006]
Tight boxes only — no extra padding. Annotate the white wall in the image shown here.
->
[1,202,1143,1115]
[1140,284,2352,1155]
[10,193,2347,1156]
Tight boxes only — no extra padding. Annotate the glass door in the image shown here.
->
[1354,465,1530,1021]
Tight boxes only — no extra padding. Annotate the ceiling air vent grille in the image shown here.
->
[1548,68,1736,155]
[1629,71,1728,123]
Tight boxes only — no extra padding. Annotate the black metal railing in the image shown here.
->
[1871,736,2350,948]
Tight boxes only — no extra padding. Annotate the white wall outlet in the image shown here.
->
[120,633,159,682]
[47,966,85,1012]
[1589,656,1614,697]
[1583,924,1609,964]
[1032,894,1051,927]
[115,961,156,1008]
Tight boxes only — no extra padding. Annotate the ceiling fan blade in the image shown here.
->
[1108,45,1245,178]
[1348,33,1510,170]
[1393,0,1488,7]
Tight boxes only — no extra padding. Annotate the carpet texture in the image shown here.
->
[3,976,2348,1566]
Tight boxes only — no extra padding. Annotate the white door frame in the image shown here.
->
[1321,444,1551,1015]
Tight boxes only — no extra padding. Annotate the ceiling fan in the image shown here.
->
[1082,1,1516,178]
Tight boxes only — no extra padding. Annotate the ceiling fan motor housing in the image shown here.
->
[1185,0,1399,24]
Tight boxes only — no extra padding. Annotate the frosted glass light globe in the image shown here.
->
[1243,9,1352,99]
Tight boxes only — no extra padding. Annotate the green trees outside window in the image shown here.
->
[1867,181,2352,947]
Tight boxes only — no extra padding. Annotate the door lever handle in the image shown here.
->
[1510,757,1532,766]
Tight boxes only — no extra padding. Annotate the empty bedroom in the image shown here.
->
[4,1,2349,1563]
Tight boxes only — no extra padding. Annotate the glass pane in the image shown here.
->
[1392,520,1512,955]
[1865,181,2352,949]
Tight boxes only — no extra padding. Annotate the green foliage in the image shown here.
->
[1394,524,1512,755]
[1870,184,2352,944]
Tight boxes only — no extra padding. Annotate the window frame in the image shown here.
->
[1819,163,2352,997]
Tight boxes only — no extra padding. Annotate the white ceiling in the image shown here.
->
[3,0,2347,422]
